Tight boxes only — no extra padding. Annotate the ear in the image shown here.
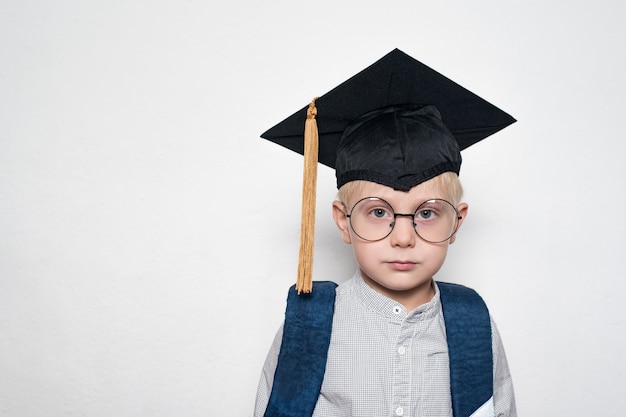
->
[332,201,352,244]
[449,202,469,245]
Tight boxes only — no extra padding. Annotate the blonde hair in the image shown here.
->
[428,171,464,205]
[336,180,368,206]
[337,172,464,206]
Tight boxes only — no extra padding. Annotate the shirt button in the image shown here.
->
[398,346,406,355]
[395,406,404,416]
[392,306,402,315]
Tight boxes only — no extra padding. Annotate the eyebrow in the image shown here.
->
[352,196,453,210]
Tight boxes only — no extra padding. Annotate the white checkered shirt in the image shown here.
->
[255,271,517,417]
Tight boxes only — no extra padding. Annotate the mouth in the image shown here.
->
[387,261,417,271]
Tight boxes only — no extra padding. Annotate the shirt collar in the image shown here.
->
[351,269,442,322]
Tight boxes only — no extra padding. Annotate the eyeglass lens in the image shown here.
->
[348,197,459,243]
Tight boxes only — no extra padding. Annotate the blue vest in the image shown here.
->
[265,281,493,417]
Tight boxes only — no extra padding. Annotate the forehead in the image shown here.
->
[348,179,449,206]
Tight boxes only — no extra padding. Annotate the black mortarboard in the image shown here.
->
[262,48,515,190]
[261,48,515,293]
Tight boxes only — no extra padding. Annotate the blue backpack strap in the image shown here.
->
[264,281,338,417]
[438,281,493,417]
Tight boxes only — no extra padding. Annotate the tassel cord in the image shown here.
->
[296,98,319,294]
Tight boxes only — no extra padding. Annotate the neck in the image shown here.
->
[360,273,436,311]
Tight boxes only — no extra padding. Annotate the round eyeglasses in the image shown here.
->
[345,197,462,243]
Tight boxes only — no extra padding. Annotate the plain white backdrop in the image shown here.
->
[1,0,625,416]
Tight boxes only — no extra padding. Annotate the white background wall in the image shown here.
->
[1,0,625,416]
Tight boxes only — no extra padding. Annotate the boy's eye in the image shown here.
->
[417,209,435,220]
[370,208,390,218]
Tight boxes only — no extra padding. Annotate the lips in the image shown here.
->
[387,261,417,271]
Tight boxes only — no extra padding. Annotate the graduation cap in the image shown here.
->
[261,48,515,293]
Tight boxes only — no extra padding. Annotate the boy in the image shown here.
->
[254,49,517,417]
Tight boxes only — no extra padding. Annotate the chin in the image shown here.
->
[390,282,430,293]
[371,276,432,293]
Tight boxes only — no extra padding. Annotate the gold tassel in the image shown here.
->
[296,98,319,294]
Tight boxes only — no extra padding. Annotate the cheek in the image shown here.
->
[353,242,389,277]
[423,245,450,269]
[350,240,376,263]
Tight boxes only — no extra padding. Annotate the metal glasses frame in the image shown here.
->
[345,196,463,243]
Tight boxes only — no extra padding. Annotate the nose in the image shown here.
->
[389,214,416,247]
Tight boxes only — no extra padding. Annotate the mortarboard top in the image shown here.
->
[260,48,516,293]
[262,48,516,190]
